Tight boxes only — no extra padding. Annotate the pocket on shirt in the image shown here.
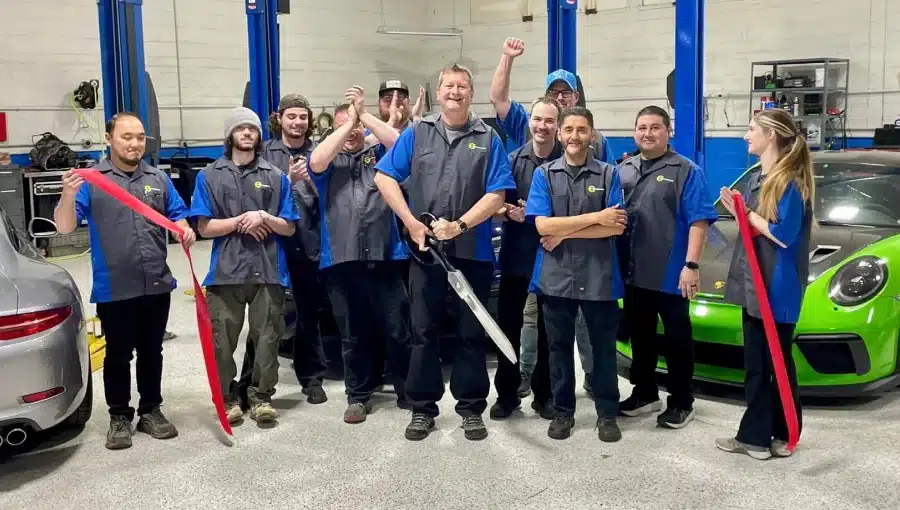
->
[550,194,569,217]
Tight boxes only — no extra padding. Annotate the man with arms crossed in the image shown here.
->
[374,64,516,441]
[189,107,299,425]
[525,106,627,442]
[55,112,195,450]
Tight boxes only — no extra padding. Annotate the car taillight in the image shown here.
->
[21,387,65,403]
[0,306,72,341]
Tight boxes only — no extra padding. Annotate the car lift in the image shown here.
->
[245,0,284,141]
[547,0,705,165]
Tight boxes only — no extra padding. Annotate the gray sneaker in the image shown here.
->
[343,402,373,424]
[461,415,488,441]
[251,402,278,423]
[136,407,178,439]
[105,416,133,450]
[771,439,793,458]
[715,437,772,460]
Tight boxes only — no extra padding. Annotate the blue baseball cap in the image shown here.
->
[545,69,577,91]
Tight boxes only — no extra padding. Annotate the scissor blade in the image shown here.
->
[446,270,518,364]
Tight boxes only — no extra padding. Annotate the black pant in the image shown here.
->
[324,261,411,405]
[736,309,802,448]
[628,285,695,410]
[370,260,410,387]
[543,296,620,418]
[96,292,171,420]
[237,255,327,400]
[493,273,530,409]
[531,296,552,407]
[407,257,492,417]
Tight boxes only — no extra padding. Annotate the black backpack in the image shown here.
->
[29,132,77,171]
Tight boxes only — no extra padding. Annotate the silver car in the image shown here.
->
[0,205,92,449]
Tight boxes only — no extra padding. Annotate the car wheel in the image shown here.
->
[66,374,93,426]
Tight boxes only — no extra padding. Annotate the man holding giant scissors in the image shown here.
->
[374,64,516,442]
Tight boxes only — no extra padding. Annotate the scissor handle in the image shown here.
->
[402,213,454,272]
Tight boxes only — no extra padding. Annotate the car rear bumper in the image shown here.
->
[0,309,90,431]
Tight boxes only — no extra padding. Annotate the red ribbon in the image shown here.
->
[731,191,799,452]
[74,168,233,439]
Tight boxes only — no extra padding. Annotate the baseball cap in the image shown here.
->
[379,79,409,96]
[545,69,577,92]
[277,93,310,112]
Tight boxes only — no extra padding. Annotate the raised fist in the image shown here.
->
[503,37,525,58]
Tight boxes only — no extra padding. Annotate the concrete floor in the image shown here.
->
[1,240,899,510]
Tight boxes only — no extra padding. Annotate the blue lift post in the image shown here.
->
[245,0,281,141]
[673,0,705,167]
[97,0,150,130]
[547,0,559,73]
[559,0,577,75]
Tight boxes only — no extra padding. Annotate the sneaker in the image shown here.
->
[531,400,554,420]
[596,418,622,443]
[583,373,593,399]
[548,416,575,440]
[250,402,278,424]
[517,372,532,398]
[771,439,793,458]
[656,407,695,429]
[343,402,373,424]
[489,401,520,420]
[302,386,328,404]
[461,415,488,441]
[136,407,178,439]
[105,416,133,450]
[405,413,435,441]
[226,402,244,424]
[715,437,772,460]
[618,395,663,417]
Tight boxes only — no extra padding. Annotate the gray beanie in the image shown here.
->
[224,107,262,138]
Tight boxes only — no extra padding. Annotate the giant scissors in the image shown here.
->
[403,213,518,364]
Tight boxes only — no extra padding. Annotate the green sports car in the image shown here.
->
[616,149,900,397]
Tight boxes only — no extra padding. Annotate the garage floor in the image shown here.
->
[1,241,898,510]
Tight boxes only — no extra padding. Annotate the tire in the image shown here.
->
[67,374,93,426]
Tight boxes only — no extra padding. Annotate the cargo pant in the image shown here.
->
[207,283,285,407]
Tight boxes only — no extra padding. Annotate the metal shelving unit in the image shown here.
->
[749,57,849,150]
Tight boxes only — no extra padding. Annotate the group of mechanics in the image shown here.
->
[55,36,806,458]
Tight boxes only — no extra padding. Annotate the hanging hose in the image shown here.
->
[314,109,334,140]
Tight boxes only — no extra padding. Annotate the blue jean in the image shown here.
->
[520,294,592,375]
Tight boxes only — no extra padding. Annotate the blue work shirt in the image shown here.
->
[497,101,618,164]
[261,137,320,262]
[724,169,812,324]
[498,140,563,278]
[525,156,625,302]
[312,143,407,270]
[69,159,188,303]
[617,150,718,295]
[188,156,300,288]
[375,113,516,262]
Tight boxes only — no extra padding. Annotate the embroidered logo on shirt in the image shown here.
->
[587,185,604,193]
[143,185,161,194]
[468,142,487,151]
[363,155,377,166]
[714,280,725,289]
[254,181,271,189]
[656,175,674,183]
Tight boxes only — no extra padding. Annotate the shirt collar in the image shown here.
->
[518,140,563,166]
[546,154,606,176]
[95,158,155,180]
[269,136,315,155]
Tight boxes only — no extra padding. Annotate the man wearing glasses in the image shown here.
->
[488,37,617,165]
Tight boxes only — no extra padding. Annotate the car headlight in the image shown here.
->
[828,256,888,306]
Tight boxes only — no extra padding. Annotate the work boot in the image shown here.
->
[517,372,532,398]
[489,401,520,420]
[250,402,278,424]
[343,402,373,424]
[548,416,575,440]
[302,386,328,404]
[137,407,178,439]
[531,400,554,420]
[596,418,622,443]
[226,401,244,424]
[461,415,488,441]
[105,415,133,450]
[405,413,435,441]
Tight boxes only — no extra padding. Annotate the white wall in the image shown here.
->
[0,0,430,155]
[419,0,900,138]
[3,0,899,157]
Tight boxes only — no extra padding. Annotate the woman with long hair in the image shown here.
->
[715,108,815,460]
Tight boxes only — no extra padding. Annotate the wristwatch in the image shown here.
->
[685,261,700,270]
[456,219,469,233]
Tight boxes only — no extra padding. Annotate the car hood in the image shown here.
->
[699,219,898,295]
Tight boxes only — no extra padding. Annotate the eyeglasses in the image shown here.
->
[380,92,409,101]
[547,89,574,99]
